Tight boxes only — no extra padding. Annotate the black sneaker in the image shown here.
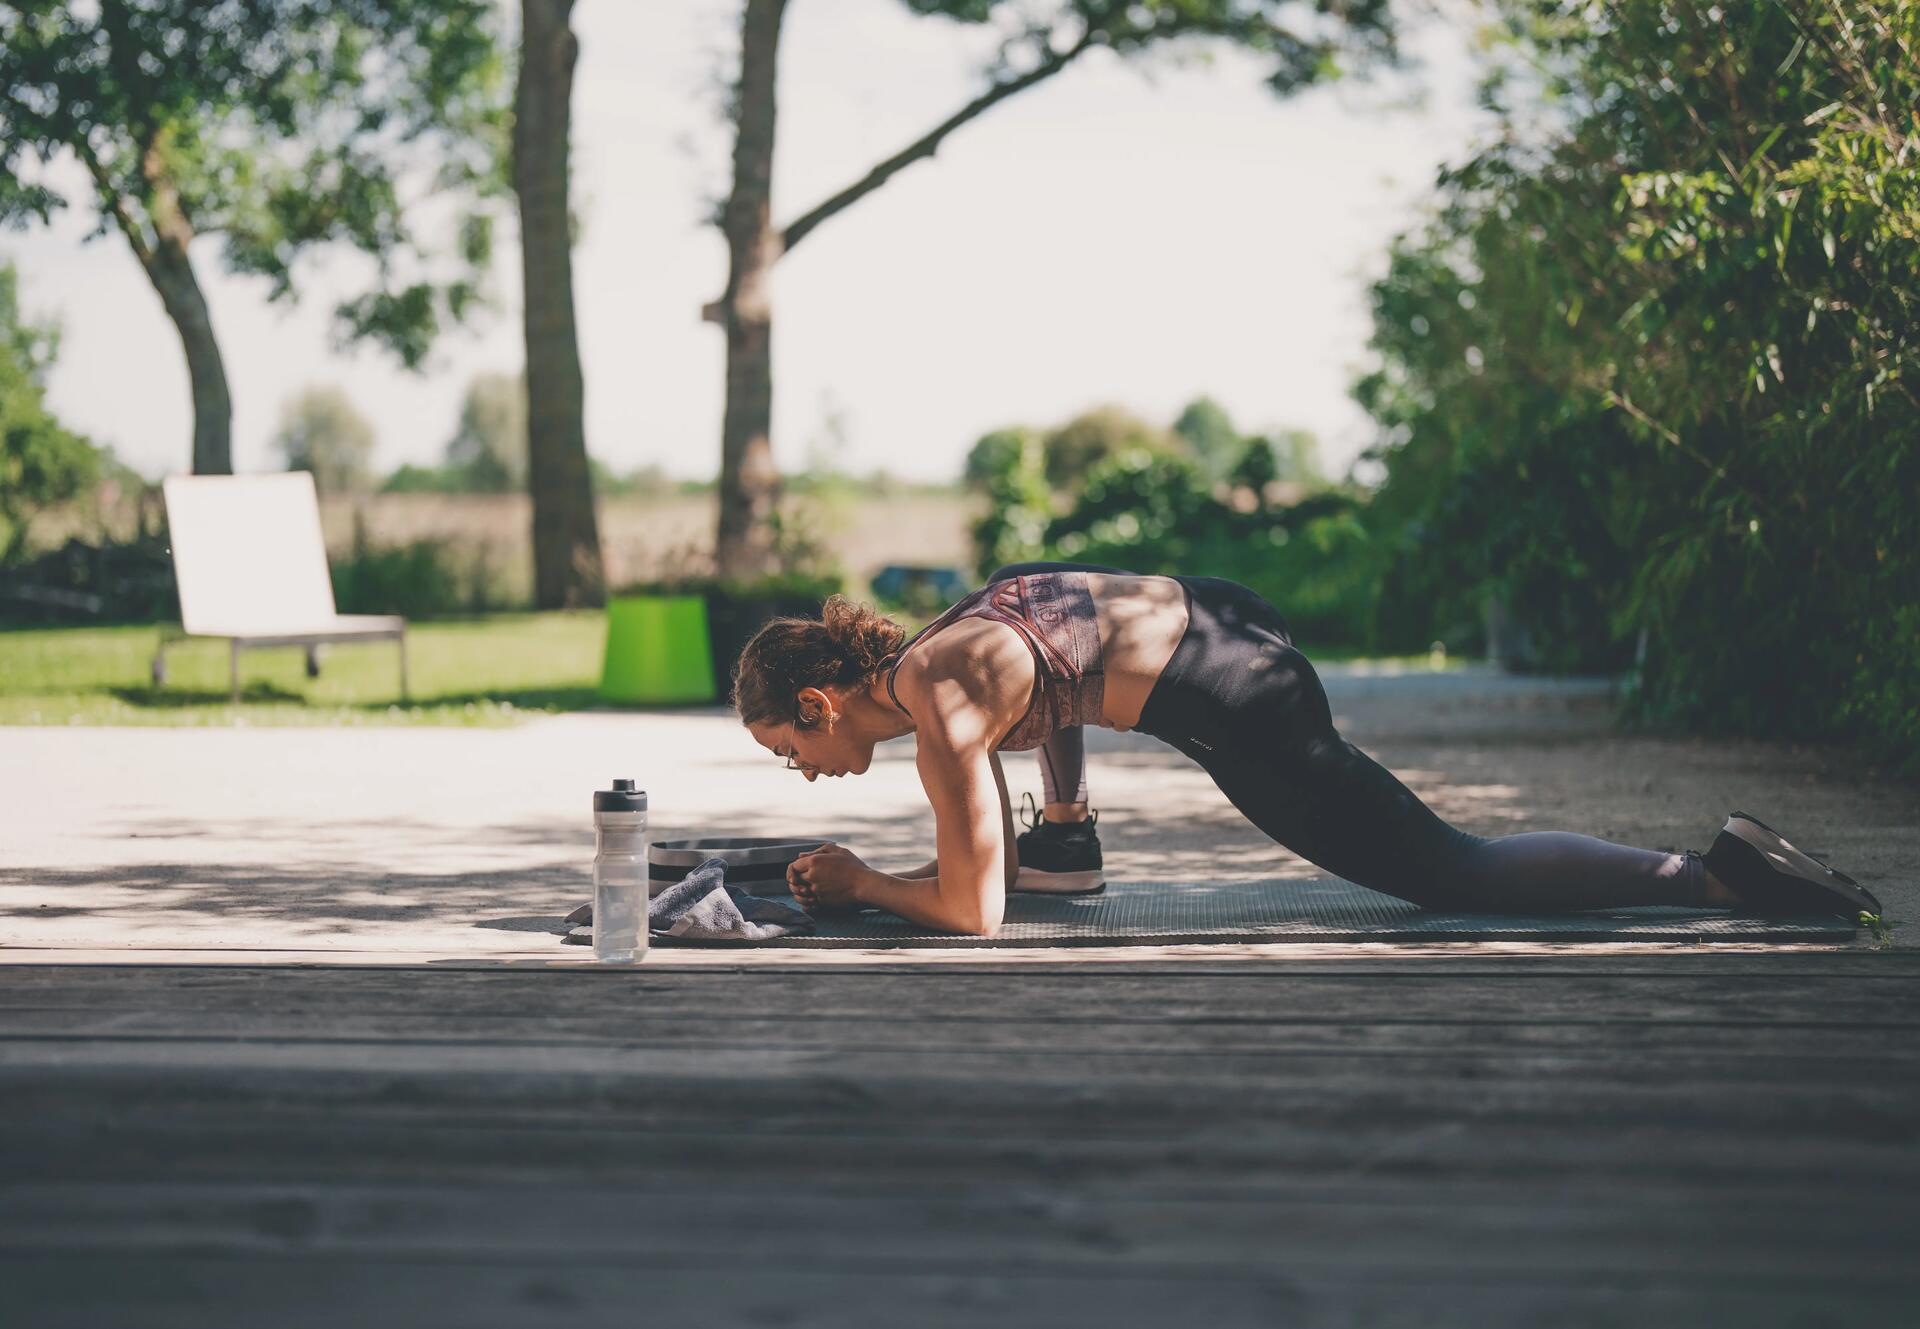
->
[1014,792,1106,895]
[1702,811,1882,919]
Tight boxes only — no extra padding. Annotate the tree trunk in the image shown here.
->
[711,0,788,581]
[514,0,604,609]
[133,144,232,475]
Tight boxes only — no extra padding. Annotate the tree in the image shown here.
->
[0,1,510,475]
[706,0,1398,578]
[961,426,1037,489]
[273,386,376,496]
[446,371,528,493]
[1268,428,1321,484]
[514,0,602,607]
[1041,404,1180,494]
[0,259,95,562]
[1172,396,1242,483]
[1358,0,1920,765]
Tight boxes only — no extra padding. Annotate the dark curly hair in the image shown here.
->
[732,594,910,729]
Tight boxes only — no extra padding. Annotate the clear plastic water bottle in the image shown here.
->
[593,779,649,963]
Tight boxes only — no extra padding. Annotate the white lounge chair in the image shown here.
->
[154,473,408,704]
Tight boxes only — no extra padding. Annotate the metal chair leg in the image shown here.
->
[398,631,410,702]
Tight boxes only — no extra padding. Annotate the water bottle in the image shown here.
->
[593,779,649,963]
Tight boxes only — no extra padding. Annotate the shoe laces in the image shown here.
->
[1020,791,1043,833]
[1020,791,1097,835]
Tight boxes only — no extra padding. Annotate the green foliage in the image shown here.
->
[0,260,97,562]
[1264,428,1323,485]
[331,537,462,619]
[1041,405,1181,495]
[961,427,1035,490]
[331,533,515,619]
[379,463,473,495]
[444,371,527,493]
[968,407,1378,646]
[1358,0,1920,767]
[967,428,1054,578]
[0,1,511,367]
[1171,396,1242,482]
[274,385,377,495]
[1047,449,1379,646]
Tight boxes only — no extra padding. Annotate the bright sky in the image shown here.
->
[8,0,1493,484]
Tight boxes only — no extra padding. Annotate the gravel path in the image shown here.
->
[3,665,1911,960]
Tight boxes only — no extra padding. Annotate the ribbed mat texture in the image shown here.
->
[655,878,1857,947]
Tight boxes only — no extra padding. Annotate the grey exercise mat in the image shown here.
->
[654,878,1860,947]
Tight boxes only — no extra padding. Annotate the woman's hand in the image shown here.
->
[788,842,869,915]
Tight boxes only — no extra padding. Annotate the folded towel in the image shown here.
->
[562,855,813,944]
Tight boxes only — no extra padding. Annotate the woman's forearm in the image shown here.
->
[855,868,995,936]
[895,858,940,880]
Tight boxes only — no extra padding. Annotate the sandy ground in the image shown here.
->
[3,664,1914,962]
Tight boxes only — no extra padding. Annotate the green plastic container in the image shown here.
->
[599,595,717,705]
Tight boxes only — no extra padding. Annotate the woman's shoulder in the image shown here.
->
[889,612,1034,710]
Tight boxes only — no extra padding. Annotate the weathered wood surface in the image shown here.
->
[3,955,1916,1327]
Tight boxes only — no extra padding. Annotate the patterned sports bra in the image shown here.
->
[882,570,1106,751]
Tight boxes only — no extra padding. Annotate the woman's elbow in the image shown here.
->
[960,901,1005,939]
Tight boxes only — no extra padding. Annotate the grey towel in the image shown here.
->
[563,856,813,944]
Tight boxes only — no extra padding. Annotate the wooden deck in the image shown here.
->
[3,952,1916,1327]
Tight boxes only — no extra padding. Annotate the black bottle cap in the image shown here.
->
[594,778,648,812]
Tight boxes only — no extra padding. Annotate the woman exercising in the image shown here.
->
[733,561,1879,937]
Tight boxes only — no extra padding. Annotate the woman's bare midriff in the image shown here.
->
[1085,573,1189,732]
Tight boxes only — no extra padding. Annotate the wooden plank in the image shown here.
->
[6,1253,1911,1329]
[0,1180,1907,1274]
[5,1064,1914,1180]
[3,969,1915,1019]
[0,965,1913,1024]
[9,1118,1913,1200]
[4,959,1915,1328]
[5,953,1917,999]
[3,1004,1917,1058]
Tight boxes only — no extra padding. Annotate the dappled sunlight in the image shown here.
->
[7,666,1911,958]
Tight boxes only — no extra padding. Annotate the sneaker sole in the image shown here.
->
[1012,867,1107,895]
[1721,814,1881,916]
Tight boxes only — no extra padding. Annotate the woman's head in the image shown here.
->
[735,595,908,781]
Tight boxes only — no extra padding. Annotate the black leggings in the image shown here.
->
[989,562,1706,912]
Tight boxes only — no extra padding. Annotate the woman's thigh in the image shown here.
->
[1151,616,1481,902]
[1196,738,1481,905]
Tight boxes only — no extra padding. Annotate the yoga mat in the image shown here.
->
[659,878,1860,948]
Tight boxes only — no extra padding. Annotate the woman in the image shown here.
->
[734,561,1879,937]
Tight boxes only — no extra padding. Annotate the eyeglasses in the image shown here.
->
[780,722,806,773]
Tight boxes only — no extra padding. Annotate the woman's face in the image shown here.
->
[746,688,875,782]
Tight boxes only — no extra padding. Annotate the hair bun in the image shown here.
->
[819,594,908,675]
[732,595,911,729]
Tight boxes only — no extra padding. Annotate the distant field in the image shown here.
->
[317,490,982,601]
[24,487,984,606]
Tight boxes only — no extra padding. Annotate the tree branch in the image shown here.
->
[779,31,1098,256]
[70,132,154,267]
[1604,388,1778,517]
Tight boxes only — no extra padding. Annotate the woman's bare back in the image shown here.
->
[891,572,1190,747]
[1084,573,1189,731]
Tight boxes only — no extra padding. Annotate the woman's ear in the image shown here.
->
[795,685,832,728]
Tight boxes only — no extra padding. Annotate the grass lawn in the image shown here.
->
[0,613,617,727]
[0,611,1468,729]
